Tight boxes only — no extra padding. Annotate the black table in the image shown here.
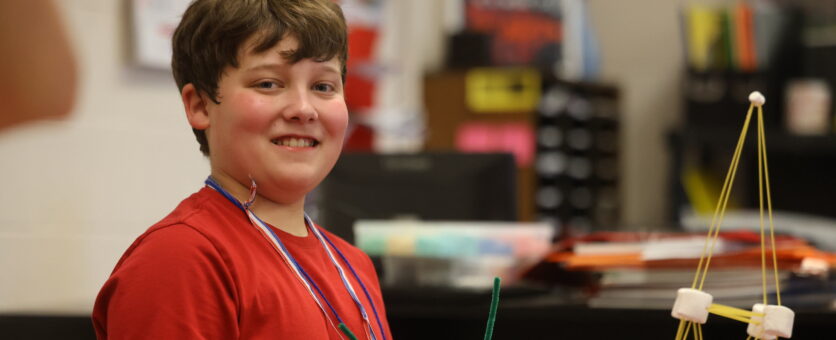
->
[2,287,833,339]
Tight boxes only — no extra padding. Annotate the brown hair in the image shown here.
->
[171,0,348,155]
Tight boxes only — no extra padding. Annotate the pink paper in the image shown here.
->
[455,122,535,167]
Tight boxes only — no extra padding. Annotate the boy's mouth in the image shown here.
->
[271,136,319,147]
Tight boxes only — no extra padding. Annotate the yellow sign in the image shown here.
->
[465,68,541,113]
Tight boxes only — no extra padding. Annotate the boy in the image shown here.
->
[92,1,391,339]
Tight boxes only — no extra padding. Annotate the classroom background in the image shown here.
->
[1,0,834,339]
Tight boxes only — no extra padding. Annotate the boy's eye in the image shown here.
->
[313,83,335,93]
[255,81,279,89]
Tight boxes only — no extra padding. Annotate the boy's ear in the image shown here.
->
[181,83,210,130]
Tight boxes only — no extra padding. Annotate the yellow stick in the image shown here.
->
[697,323,703,340]
[682,321,692,339]
[758,107,782,306]
[697,104,755,289]
[708,304,763,317]
[690,104,755,288]
[757,107,769,306]
[675,319,684,340]
[691,321,699,340]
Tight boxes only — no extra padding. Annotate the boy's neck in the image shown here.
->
[210,172,309,237]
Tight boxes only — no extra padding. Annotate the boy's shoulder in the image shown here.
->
[154,187,228,226]
[110,188,240,269]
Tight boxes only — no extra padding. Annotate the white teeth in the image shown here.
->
[273,137,315,147]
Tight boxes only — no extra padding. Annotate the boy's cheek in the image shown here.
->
[226,97,276,129]
[327,107,350,135]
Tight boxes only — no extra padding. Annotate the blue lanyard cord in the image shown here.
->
[204,176,384,339]
[248,210,347,324]
[295,252,345,324]
[205,178,245,211]
[307,216,377,340]
[322,232,389,340]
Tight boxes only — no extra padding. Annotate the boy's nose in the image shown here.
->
[283,90,318,123]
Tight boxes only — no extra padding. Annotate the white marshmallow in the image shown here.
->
[671,288,713,324]
[749,91,766,106]
[747,304,776,340]
[748,303,795,339]
[799,257,829,276]
[764,305,795,338]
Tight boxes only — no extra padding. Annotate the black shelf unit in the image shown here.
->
[534,79,620,234]
[668,126,836,225]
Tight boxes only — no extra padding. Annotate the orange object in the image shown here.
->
[545,230,836,271]
[734,3,756,71]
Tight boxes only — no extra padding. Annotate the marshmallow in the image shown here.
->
[749,91,766,106]
[671,288,713,324]
[764,305,795,338]
[799,257,829,277]
[748,303,795,339]
[747,304,776,340]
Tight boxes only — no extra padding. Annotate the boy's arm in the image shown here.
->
[93,225,239,340]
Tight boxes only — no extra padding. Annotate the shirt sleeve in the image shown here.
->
[93,224,239,340]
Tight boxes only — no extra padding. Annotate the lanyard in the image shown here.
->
[205,177,386,340]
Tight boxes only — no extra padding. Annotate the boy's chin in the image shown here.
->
[257,175,321,202]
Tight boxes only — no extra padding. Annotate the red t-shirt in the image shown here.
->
[93,187,391,340]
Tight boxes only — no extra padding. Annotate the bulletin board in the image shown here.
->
[130,0,192,69]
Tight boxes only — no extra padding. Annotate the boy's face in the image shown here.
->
[198,35,348,204]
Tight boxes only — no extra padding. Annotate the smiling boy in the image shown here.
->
[92,1,391,339]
